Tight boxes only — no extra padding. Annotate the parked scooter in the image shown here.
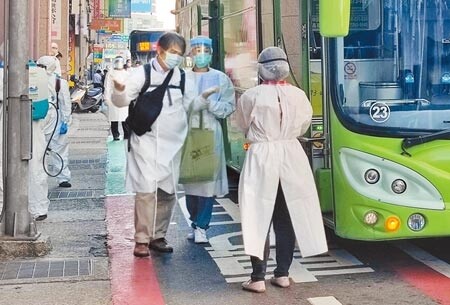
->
[70,76,103,113]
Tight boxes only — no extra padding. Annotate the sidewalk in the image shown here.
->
[0,112,112,305]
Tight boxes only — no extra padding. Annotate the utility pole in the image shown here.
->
[0,0,37,240]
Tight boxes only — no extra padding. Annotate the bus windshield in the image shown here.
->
[332,0,450,135]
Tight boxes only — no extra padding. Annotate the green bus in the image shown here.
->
[175,0,450,240]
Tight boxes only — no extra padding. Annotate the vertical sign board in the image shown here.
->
[93,0,106,19]
[108,0,132,18]
[51,0,62,40]
[69,14,76,86]
[93,45,104,63]
[93,0,102,19]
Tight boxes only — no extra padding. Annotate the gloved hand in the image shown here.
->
[59,122,68,135]
[201,86,220,100]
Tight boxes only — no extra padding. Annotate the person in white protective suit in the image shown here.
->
[38,56,72,188]
[236,47,328,293]
[182,36,236,243]
[28,57,54,221]
[50,42,62,77]
[103,56,129,141]
[111,32,217,258]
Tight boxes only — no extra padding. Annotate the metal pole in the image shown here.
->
[1,0,35,240]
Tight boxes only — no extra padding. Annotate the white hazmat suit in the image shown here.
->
[112,57,199,247]
[104,67,129,123]
[111,59,194,194]
[39,56,72,185]
[236,47,328,260]
[183,68,235,197]
[28,56,56,218]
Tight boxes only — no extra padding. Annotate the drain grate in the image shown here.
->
[69,158,104,165]
[69,140,106,144]
[48,190,104,199]
[0,259,93,280]
[69,163,106,170]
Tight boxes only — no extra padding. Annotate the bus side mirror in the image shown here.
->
[319,0,350,37]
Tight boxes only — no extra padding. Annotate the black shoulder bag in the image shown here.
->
[126,64,174,137]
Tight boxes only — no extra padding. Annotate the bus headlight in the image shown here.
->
[363,211,378,225]
[385,216,401,232]
[407,214,426,231]
[364,169,380,184]
[391,179,407,194]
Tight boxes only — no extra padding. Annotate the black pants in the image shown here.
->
[111,121,129,139]
[250,184,296,281]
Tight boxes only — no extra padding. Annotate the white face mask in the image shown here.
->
[163,52,183,69]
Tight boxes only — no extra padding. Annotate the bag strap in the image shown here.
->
[161,68,175,88]
[141,63,174,93]
[167,68,185,94]
[140,63,152,95]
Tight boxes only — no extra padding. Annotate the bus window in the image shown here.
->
[329,0,450,135]
[222,1,258,91]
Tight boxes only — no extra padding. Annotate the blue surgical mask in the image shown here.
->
[193,54,212,68]
[164,53,183,69]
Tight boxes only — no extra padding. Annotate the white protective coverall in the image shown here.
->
[183,68,235,197]
[236,83,328,260]
[111,58,196,194]
[28,56,62,217]
[103,68,129,123]
[43,75,72,184]
[29,118,49,217]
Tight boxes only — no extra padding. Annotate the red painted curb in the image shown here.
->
[394,264,450,305]
[106,195,165,305]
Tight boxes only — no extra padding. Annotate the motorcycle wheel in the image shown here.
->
[89,105,99,113]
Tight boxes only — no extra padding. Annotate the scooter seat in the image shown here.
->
[87,87,102,96]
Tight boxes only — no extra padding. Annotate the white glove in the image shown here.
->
[201,86,220,100]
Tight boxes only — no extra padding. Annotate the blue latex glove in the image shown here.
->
[59,122,68,135]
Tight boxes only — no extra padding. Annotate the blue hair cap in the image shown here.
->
[190,36,212,49]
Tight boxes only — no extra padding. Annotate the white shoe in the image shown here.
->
[241,279,266,293]
[187,228,195,240]
[270,276,290,288]
[194,228,208,243]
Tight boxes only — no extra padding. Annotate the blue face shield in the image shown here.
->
[190,36,213,69]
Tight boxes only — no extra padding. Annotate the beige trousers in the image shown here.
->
[134,189,176,244]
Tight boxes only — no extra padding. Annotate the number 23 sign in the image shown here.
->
[369,102,390,123]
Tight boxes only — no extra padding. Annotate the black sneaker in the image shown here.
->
[59,181,72,188]
[35,214,47,221]
[149,238,173,253]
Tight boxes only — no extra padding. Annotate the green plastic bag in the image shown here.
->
[179,112,219,184]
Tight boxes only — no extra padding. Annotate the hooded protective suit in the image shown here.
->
[28,56,56,217]
[39,56,72,184]
[236,47,328,260]
[183,68,235,197]
[104,66,129,123]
